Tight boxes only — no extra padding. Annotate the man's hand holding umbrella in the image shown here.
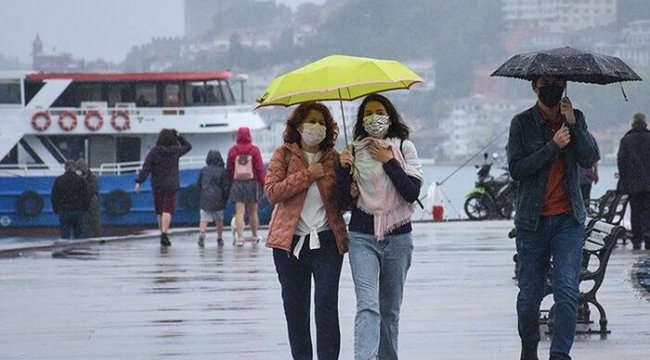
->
[560,97,576,125]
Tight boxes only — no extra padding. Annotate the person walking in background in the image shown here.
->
[617,112,650,250]
[507,75,599,360]
[265,102,348,360]
[135,129,192,247]
[75,159,101,238]
[578,161,599,208]
[51,160,90,239]
[197,150,229,247]
[336,93,423,360]
[226,127,265,246]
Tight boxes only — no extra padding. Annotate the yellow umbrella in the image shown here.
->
[255,54,424,143]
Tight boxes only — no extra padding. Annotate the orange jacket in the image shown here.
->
[264,143,348,255]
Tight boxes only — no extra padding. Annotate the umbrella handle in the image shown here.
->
[339,96,349,145]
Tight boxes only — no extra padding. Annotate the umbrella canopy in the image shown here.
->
[255,54,424,107]
[491,46,642,85]
[255,54,424,144]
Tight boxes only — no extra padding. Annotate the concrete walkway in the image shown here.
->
[0,220,648,359]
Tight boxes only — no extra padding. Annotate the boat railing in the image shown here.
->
[96,156,206,175]
[0,163,64,176]
[44,104,253,117]
[0,157,206,177]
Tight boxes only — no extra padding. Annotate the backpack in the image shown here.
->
[233,153,254,180]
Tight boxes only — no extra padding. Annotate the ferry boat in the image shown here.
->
[0,70,271,236]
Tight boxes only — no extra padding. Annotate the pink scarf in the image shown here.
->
[353,137,422,240]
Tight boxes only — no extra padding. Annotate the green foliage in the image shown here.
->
[305,0,504,96]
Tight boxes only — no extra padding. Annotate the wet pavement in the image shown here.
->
[1,220,649,359]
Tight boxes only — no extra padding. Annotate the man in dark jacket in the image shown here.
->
[135,129,192,247]
[197,150,229,247]
[507,75,599,360]
[75,159,101,238]
[51,160,90,239]
[617,113,650,250]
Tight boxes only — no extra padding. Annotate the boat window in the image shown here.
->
[205,83,223,105]
[186,83,205,106]
[0,79,21,104]
[107,84,135,107]
[78,83,103,102]
[135,83,158,107]
[185,80,234,106]
[49,136,86,161]
[220,80,236,104]
[163,84,181,107]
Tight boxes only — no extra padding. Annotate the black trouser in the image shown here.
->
[580,184,592,204]
[273,230,343,360]
[58,210,84,239]
[629,192,650,248]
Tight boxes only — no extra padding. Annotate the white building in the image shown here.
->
[503,0,617,33]
[596,20,650,67]
[440,95,528,160]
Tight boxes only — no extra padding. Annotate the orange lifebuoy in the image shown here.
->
[84,111,103,131]
[111,111,130,131]
[58,111,78,131]
[31,111,51,132]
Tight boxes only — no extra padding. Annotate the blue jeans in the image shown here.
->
[348,232,413,360]
[516,213,584,360]
[273,230,343,360]
[58,210,84,239]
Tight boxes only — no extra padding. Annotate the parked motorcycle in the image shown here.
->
[464,153,518,220]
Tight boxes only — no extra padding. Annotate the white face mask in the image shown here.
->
[300,123,327,147]
[75,170,83,176]
[362,114,390,138]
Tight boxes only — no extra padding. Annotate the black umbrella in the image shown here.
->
[491,46,642,85]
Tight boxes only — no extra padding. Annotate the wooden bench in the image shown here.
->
[510,220,627,334]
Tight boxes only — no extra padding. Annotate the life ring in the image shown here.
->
[17,190,44,218]
[84,111,103,131]
[111,111,130,131]
[58,111,78,131]
[181,184,200,210]
[104,189,131,216]
[31,111,51,132]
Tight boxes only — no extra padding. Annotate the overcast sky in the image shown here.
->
[0,0,324,65]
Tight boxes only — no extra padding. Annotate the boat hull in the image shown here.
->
[0,169,273,237]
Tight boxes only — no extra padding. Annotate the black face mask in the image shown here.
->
[537,84,564,107]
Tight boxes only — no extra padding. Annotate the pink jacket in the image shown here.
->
[226,127,266,187]
[264,143,348,255]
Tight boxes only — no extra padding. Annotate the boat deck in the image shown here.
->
[1,220,649,359]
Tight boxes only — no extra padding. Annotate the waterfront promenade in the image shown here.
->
[1,220,648,359]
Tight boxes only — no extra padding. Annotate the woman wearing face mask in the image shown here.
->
[336,93,423,360]
[265,102,348,360]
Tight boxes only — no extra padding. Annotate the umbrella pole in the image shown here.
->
[338,92,348,145]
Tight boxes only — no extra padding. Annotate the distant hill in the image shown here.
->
[304,0,505,98]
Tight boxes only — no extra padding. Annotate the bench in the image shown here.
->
[586,190,630,244]
[509,219,627,334]
[586,190,629,227]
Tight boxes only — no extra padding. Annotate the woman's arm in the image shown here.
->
[264,147,312,204]
[383,160,422,202]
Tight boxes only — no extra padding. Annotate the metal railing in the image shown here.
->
[0,156,206,177]
[96,156,206,175]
